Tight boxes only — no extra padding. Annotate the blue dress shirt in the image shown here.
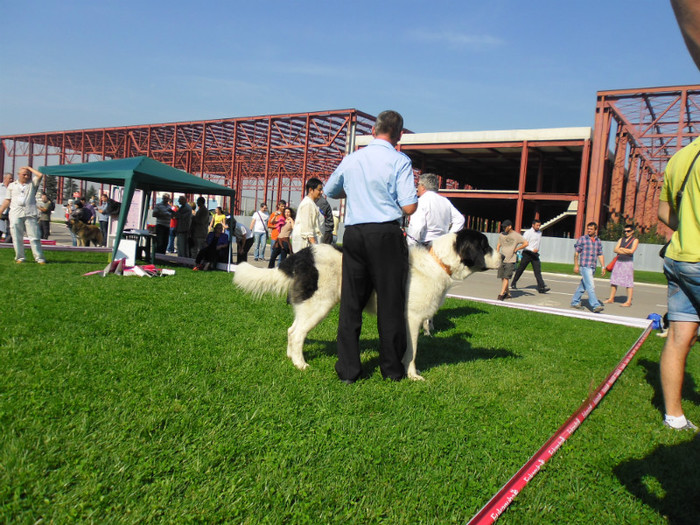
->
[324,139,417,226]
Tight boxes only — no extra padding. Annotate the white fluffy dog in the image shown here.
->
[234,229,500,380]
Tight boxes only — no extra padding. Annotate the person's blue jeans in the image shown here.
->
[571,266,601,309]
[664,257,700,322]
[253,231,267,259]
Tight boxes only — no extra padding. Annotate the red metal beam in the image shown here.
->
[515,142,529,231]
[1,109,376,214]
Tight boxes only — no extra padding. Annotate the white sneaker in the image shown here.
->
[664,419,699,432]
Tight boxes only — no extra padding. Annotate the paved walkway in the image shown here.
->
[447,270,665,328]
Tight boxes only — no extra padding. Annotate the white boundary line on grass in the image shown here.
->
[446,293,651,329]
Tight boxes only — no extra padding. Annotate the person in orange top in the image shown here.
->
[267,200,286,265]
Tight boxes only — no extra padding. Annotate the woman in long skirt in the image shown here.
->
[604,225,639,307]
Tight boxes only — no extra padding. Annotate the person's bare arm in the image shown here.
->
[658,200,678,231]
[402,202,417,216]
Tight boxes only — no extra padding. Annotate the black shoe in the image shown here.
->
[538,287,550,294]
[497,294,506,301]
[511,283,518,290]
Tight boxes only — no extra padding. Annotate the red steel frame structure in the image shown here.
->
[588,85,700,235]
[398,133,592,236]
[3,86,699,237]
[0,109,376,213]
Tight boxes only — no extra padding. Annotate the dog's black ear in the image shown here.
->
[456,229,487,270]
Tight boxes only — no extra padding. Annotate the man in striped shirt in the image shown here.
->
[571,222,606,312]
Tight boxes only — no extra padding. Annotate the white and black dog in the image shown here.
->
[234,229,500,380]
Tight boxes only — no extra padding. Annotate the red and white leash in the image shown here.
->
[467,322,654,525]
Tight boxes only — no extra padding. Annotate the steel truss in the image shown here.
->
[588,85,700,234]
[4,86,698,236]
[1,109,376,213]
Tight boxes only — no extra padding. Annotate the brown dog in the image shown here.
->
[69,219,104,247]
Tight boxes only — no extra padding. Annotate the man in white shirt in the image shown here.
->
[0,166,46,264]
[250,202,270,261]
[511,219,550,293]
[291,178,323,253]
[405,173,464,246]
[233,219,254,264]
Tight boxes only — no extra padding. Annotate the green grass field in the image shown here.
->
[1,250,698,524]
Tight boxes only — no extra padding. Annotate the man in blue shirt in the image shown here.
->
[325,110,418,383]
[571,222,606,312]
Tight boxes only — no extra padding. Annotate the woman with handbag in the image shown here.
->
[604,224,639,307]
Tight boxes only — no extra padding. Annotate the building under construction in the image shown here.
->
[2,84,698,238]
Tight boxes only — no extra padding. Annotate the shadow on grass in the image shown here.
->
[416,305,519,371]
[303,304,517,377]
[637,358,700,415]
[614,436,700,524]
[424,304,488,333]
[41,260,108,265]
[417,335,519,372]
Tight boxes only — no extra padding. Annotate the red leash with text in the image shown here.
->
[467,322,653,525]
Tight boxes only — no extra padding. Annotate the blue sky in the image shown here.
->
[1,0,697,137]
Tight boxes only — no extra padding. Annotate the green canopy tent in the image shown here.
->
[39,156,236,262]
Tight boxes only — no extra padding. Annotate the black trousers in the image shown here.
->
[236,237,254,264]
[195,243,227,266]
[512,250,546,290]
[155,224,169,254]
[267,239,292,268]
[336,222,408,381]
[39,220,50,239]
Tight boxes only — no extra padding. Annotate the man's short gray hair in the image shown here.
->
[375,110,404,143]
[418,173,439,192]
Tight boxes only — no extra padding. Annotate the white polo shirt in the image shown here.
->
[523,227,542,252]
[7,176,41,221]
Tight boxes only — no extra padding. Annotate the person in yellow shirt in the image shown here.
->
[209,206,227,231]
[657,136,700,432]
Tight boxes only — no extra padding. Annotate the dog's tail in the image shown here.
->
[233,263,292,299]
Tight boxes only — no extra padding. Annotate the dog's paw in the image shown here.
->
[407,370,425,381]
[293,361,309,371]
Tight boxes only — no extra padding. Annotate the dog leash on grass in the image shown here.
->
[466,322,653,525]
